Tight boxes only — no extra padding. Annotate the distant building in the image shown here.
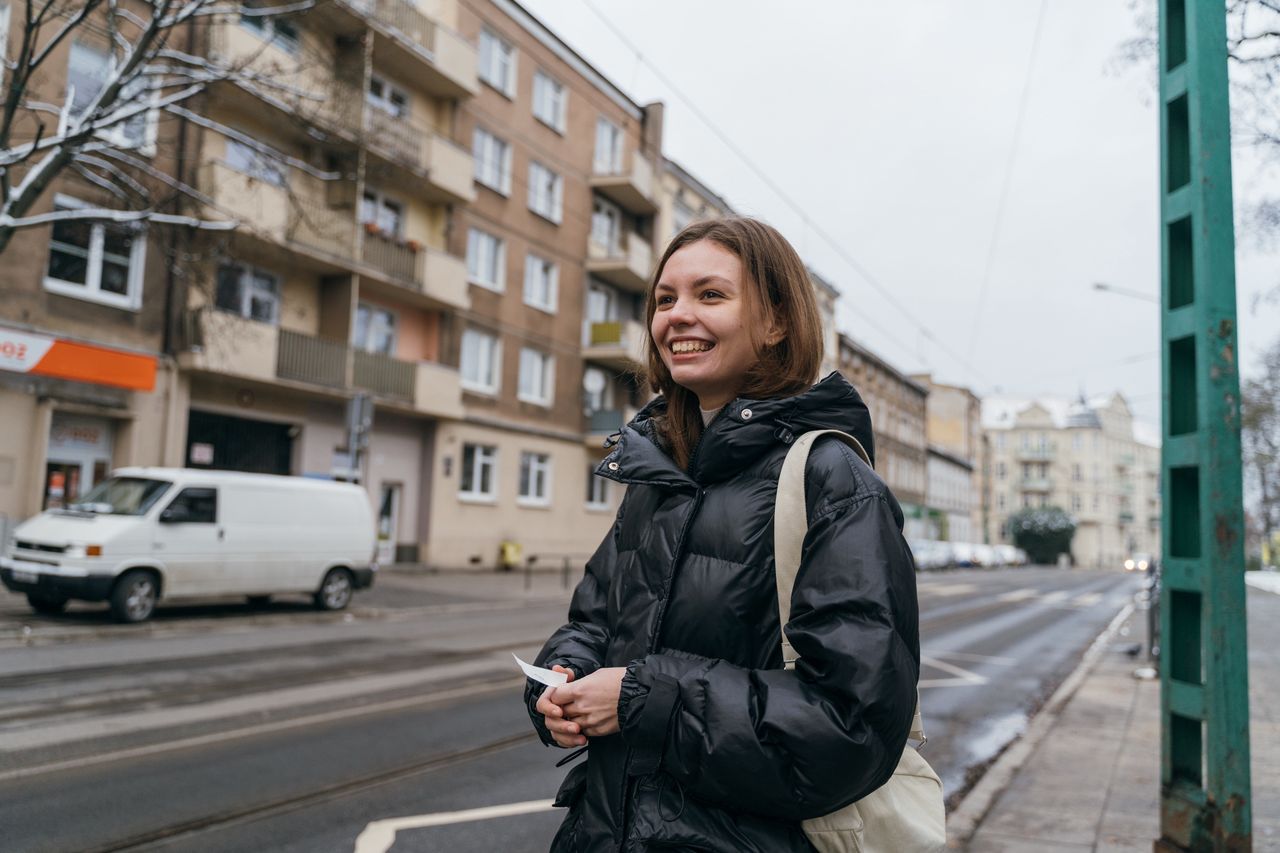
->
[984,393,1160,568]
[837,334,928,538]
[912,375,985,542]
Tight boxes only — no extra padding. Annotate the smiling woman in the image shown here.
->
[524,217,927,852]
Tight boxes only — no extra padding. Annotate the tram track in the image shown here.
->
[76,730,536,853]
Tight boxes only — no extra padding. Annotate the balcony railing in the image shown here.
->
[1016,446,1055,461]
[363,113,476,204]
[354,350,415,400]
[362,229,419,282]
[338,0,478,97]
[1019,477,1053,492]
[277,329,348,388]
[588,409,626,434]
[583,319,647,370]
[369,0,436,48]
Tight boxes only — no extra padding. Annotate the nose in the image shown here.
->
[666,295,695,327]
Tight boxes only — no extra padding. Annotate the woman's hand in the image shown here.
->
[556,666,626,737]
[535,666,586,748]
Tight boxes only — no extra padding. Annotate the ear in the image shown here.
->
[764,321,786,346]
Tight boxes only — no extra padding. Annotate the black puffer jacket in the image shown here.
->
[525,373,920,852]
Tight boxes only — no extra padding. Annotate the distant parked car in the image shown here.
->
[972,544,999,568]
[909,539,954,571]
[950,542,978,568]
[1124,552,1153,572]
[996,544,1026,566]
[0,468,377,623]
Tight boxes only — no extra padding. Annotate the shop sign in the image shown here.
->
[0,327,156,391]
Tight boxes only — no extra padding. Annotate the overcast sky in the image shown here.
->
[519,0,1279,427]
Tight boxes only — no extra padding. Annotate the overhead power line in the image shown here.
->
[577,0,991,386]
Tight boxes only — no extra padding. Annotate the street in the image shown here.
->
[0,566,1143,853]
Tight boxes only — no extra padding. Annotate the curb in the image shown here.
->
[945,600,1136,847]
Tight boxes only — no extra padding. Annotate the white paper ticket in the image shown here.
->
[513,654,569,687]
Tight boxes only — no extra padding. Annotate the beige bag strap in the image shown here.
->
[774,429,926,745]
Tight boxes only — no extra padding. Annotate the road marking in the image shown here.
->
[925,651,1015,665]
[919,655,988,688]
[1073,592,1104,607]
[1039,590,1070,605]
[920,583,979,596]
[354,800,555,853]
[996,588,1037,603]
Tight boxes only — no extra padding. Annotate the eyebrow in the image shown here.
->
[654,275,735,292]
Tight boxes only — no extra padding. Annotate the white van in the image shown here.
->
[0,468,377,623]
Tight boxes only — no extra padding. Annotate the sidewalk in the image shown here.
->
[950,583,1280,851]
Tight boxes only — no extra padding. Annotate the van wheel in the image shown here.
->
[27,593,69,615]
[315,568,354,611]
[111,571,158,623]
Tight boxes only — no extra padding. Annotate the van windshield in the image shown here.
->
[66,477,172,516]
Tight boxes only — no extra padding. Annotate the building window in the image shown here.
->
[518,451,551,506]
[523,253,558,312]
[1073,463,1083,482]
[472,127,512,194]
[353,303,396,356]
[240,0,300,53]
[518,347,554,406]
[367,75,408,117]
[671,197,696,238]
[527,161,563,223]
[459,443,497,500]
[1071,493,1082,512]
[359,190,403,238]
[477,28,516,96]
[996,433,1006,450]
[225,138,286,187]
[532,70,566,132]
[594,117,623,174]
[591,197,621,252]
[997,493,1006,510]
[68,42,150,149]
[460,329,500,394]
[996,461,1006,481]
[44,196,146,310]
[215,262,280,323]
[466,228,505,291]
[586,466,610,508]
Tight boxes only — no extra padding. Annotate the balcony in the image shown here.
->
[180,309,278,382]
[586,233,654,293]
[1019,477,1053,493]
[340,0,478,98]
[585,407,638,447]
[182,313,461,416]
[590,155,657,214]
[582,320,648,371]
[360,231,469,309]
[200,161,357,263]
[364,111,476,204]
[1016,446,1055,461]
[1116,453,1136,468]
[1118,511,1136,525]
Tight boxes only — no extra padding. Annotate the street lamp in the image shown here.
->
[1092,281,1159,304]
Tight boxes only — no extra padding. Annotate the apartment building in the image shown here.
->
[175,0,479,563]
[984,393,1161,568]
[913,375,986,541]
[837,334,928,538]
[422,0,663,569]
[0,5,186,529]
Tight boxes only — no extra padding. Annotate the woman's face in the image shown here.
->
[651,239,767,411]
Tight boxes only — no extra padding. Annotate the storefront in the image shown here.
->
[0,324,168,524]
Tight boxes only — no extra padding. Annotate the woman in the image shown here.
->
[526,217,920,852]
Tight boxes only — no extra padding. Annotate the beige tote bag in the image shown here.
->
[774,429,947,853]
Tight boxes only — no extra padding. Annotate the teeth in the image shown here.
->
[671,340,713,354]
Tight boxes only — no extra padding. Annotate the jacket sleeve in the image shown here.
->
[616,489,920,820]
[524,491,628,746]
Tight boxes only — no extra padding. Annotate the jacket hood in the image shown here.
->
[599,372,875,488]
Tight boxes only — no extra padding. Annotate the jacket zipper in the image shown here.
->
[617,486,705,851]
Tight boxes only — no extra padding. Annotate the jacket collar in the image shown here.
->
[597,372,875,488]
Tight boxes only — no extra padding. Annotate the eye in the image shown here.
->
[656,294,675,306]
[701,290,723,299]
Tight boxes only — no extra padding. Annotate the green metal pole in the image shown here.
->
[1156,1,1251,850]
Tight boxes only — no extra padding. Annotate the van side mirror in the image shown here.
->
[159,505,189,523]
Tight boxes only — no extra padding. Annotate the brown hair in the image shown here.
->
[644,216,824,469]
